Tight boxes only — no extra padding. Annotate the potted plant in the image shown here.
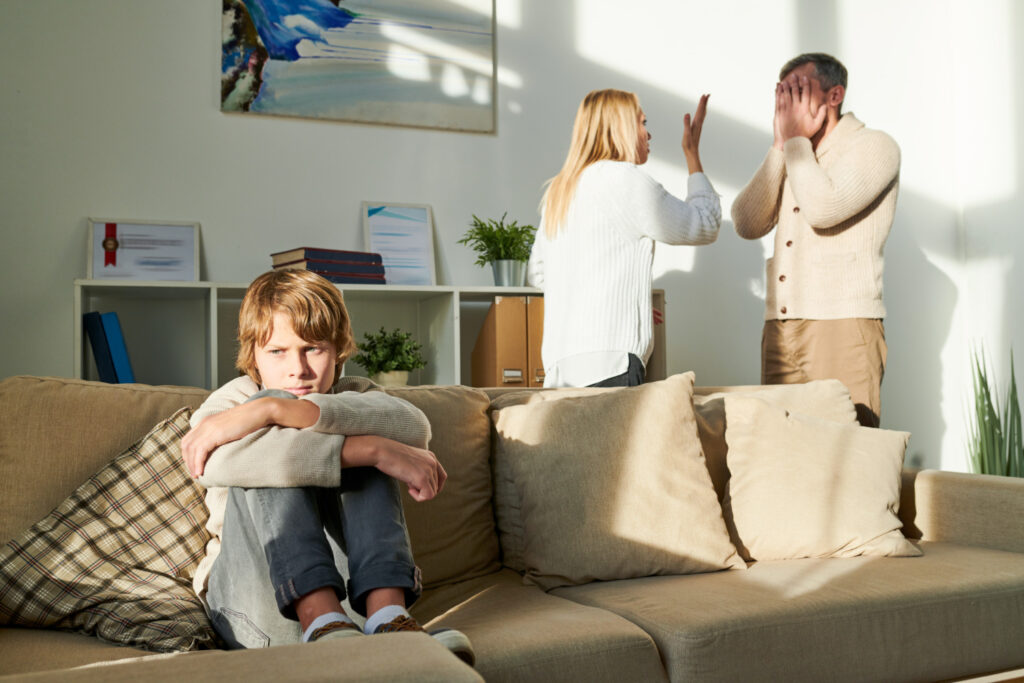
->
[967,347,1023,477]
[351,327,427,387]
[457,213,536,286]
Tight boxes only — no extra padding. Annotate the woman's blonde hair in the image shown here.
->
[236,269,356,386]
[540,89,643,238]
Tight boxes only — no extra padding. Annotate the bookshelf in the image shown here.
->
[74,280,667,389]
[74,280,541,389]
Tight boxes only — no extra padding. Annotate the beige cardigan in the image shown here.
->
[731,113,900,321]
[190,376,431,600]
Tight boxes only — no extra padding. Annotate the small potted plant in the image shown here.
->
[351,327,427,386]
[457,213,537,286]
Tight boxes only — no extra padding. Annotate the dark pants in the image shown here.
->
[588,353,646,388]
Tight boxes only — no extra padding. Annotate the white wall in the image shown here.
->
[1,0,1022,471]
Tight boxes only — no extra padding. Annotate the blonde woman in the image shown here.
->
[528,89,721,387]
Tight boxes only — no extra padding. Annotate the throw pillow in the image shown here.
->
[723,395,921,560]
[492,373,745,591]
[0,408,220,652]
[694,380,859,558]
[384,385,502,589]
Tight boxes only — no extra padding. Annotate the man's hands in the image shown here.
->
[681,93,709,174]
[773,75,826,149]
[342,435,447,502]
[181,398,319,478]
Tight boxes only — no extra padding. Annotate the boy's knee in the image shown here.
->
[247,388,297,402]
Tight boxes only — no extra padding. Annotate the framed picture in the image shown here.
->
[87,219,200,281]
[362,203,437,286]
[220,0,496,132]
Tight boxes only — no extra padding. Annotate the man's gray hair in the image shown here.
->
[779,53,848,90]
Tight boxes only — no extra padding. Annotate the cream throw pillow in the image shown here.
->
[492,373,745,590]
[724,395,921,560]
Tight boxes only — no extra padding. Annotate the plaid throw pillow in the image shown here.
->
[0,407,220,652]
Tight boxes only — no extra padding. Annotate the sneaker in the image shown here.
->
[373,614,475,666]
[310,620,364,642]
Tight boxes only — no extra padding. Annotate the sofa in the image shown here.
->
[1,373,1023,682]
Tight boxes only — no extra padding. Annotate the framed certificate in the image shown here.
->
[362,202,437,286]
[87,219,200,281]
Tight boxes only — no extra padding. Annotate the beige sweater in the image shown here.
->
[190,375,431,600]
[731,113,900,321]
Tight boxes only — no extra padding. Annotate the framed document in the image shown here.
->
[88,219,200,281]
[362,202,437,286]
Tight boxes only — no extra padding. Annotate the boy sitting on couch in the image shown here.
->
[180,269,473,663]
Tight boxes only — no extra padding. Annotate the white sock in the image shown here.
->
[363,604,410,635]
[302,611,354,643]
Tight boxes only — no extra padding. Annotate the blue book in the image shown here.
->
[100,312,135,383]
[83,312,116,383]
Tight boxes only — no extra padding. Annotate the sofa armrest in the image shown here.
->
[899,468,1024,553]
[0,632,481,683]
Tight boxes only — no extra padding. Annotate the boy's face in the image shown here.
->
[254,311,337,395]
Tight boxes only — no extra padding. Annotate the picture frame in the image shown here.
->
[362,202,437,286]
[87,218,200,281]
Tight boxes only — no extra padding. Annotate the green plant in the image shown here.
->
[352,327,427,376]
[967,347,1023,477]
[457,212,536,266]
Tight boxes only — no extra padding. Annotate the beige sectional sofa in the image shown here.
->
[1,374,1023,682]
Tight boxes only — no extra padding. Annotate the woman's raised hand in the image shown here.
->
[681,93,710,174]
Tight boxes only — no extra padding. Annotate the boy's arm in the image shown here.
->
[188,378,433,490]
[187,377,344,489]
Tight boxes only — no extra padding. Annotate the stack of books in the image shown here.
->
[271,247,386,285]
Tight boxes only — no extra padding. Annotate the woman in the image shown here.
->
[528,89,722,388]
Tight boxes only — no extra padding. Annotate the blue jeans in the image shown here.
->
[206,390,421,649]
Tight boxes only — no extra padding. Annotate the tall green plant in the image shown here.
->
[967,348,1023,477]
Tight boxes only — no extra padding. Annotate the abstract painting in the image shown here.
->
[221,0,495,132]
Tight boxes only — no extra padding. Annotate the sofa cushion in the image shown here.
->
[724,395,919,560]
[0,632,483,682]
[384,385,501,589]
[0,408,219,653]
[555,541,1024,683]
[0,376,209,545]
[692,379,858,502]
[412,569,668,683]
[491,373,744,590]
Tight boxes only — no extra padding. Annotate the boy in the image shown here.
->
[180,269,473,663]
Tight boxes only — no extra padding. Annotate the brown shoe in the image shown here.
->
[310,620,363,642]
[373,614,475,666]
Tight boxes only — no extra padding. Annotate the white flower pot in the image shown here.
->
[371,370,410,387]
[491,259,527,287]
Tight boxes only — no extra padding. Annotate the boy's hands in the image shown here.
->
[182,398,320,478]
[342,435,447,502]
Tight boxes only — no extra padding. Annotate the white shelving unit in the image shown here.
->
[74,280,543,389]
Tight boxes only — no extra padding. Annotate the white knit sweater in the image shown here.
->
[528,161,721,386]
[731,113,900,321]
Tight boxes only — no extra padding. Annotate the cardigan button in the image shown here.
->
[792,206,800,213]
[780,306,788,314]
[786,240,793,247]
[779,275,786,282]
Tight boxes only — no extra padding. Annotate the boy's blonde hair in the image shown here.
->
[540,89,643,238]
[236,269,356,386]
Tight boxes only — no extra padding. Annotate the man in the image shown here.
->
[732,53,900,427]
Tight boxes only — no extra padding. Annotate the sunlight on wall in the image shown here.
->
[448,0,520,29]
[574,0,797,133]
[381,23,522,89]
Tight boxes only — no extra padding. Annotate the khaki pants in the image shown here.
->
[761,318,887,427]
